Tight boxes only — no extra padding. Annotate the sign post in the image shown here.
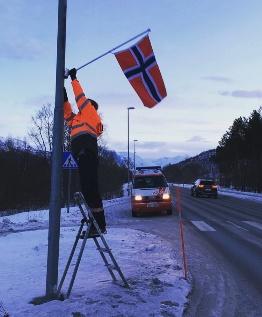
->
[63,152,78,213]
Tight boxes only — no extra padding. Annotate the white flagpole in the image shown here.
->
[74,28,151,72]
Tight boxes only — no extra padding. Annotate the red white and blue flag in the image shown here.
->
[114,35,167,108]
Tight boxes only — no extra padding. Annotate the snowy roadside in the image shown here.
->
[0,197,129,234]
[218,187,262,202]
[172,183,262,203]
[0,197,191,317]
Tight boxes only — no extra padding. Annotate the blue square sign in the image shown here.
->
[63,152,78,169]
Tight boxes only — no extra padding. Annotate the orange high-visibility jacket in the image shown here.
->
[64,80,103,140]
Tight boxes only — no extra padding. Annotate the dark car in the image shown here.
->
[191,179,218,198]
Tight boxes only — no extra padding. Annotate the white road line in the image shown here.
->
[242,221,262,231]
[226,220,249,232]
[191,221,216,232]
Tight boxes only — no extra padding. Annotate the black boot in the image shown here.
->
[93,209,107,233]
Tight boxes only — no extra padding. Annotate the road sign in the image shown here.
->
[63,152,78,169]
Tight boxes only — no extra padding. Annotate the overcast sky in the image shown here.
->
[1,0,262,158]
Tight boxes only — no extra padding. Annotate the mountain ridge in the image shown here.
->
[116,151,189,167]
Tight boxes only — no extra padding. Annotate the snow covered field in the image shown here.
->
[0,198,191,317]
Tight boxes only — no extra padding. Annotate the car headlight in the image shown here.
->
[134,195,142,201]
[162,193,170,200]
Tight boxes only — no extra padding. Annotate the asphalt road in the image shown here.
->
[178,187,262,317]
[107,188,262,316]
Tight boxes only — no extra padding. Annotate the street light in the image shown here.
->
[133,139,138,172]
[127,107,135,195]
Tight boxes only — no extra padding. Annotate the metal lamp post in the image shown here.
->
[127,107,135,195]
[133,139,138,172]
[46,0,67,298]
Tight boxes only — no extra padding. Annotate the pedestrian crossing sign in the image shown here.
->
[63,152,78,169]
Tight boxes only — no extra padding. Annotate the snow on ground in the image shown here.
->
[0,197,129,234]
[0,198,191,317]
[173,184,262,203]
[218,187,262,202]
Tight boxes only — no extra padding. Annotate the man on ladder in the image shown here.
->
[64,68,106,236]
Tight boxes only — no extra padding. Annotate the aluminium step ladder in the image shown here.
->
[57,192,129,298]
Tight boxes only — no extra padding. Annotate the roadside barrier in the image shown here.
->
[175,186,188,280]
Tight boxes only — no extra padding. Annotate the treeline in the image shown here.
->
[0,138,50,211]
[164,108,262,193]
[0,137,127,212]
[163,150,217,184]
[215,108,262,192]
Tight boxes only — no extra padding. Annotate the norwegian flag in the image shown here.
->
[114,35,167,108]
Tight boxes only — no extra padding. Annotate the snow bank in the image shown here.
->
[0,227,190,317]
[0,196,191,316]
[218,187,262,202]
[173,183,262,203]
[0,197,130,234]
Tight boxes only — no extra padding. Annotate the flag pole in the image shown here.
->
[75,28,151,72]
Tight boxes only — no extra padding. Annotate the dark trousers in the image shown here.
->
[71,135,106,231]
[75,149,103,209]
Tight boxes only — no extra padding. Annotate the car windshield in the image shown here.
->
[200,180,216,185]
[133,176,167,189]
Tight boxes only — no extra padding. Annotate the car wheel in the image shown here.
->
[167,209,173,215]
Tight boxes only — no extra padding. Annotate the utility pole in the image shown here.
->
[127,107,135,195]
[133,139,138,172]
[46,0,67,297]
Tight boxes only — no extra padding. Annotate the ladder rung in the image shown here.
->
[106,264,118,271]
[97,247,111,253]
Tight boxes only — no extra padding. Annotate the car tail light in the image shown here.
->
[134,195,142,201]
[198,185,204,188]
[162,193,170,200]
[212,185,217,189]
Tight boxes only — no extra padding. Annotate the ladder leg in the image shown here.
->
[66,223,92,298]
[57,222,85,295]
[93,237,117,281]
[73,192,130,289]
[99,235,130,288]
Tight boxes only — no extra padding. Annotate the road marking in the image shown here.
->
[242,221,262,231]
[191,221,216,231]
[226,220,249,231]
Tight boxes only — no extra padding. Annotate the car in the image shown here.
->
[191,179,218,198]
[131,166,173,217]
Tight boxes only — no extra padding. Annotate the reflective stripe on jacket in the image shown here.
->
[63,80,103,140]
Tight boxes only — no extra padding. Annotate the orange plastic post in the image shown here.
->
[175,186,188,279]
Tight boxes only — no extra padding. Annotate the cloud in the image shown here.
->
[24,95,55,108]
[96,92,137,106]
[135,141,167,149]
[0,2,47,60]
[219,90,262,98]
[0,37,44,60]
[202,76,233,83]
[186,136,208,143]
[108,140,213,159]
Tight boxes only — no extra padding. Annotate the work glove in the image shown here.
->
[64,87,68,102]
[68,68,77,81]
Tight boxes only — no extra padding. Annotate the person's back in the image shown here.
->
[64,68,106,234]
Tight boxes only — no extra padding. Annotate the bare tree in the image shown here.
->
[63,123,71,151]
[28,103,105,154]
[28,104,54,155]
